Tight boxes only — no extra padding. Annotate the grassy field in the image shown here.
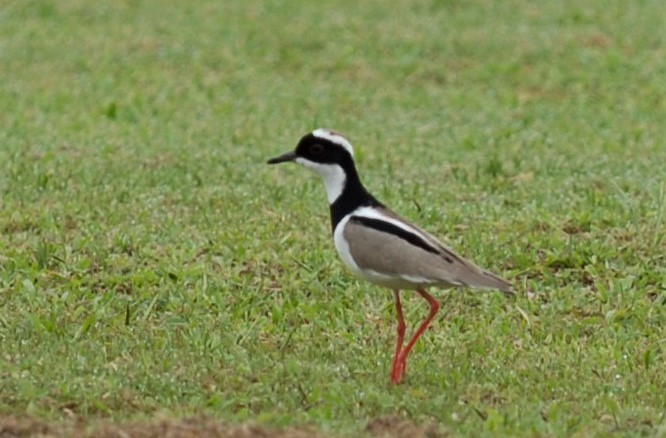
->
[1,0,665,436]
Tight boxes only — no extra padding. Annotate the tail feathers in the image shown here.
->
[452,266,514,296]
[479,269,515,297]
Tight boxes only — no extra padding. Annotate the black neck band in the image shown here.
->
[329,166,382,232]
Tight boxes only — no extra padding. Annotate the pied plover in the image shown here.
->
[268,129,513,384]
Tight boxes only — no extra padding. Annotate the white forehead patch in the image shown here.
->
[312,128,354,157]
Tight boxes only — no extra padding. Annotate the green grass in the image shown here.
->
[1,0,666,435]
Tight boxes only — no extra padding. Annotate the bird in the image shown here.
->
[267,129,513,384]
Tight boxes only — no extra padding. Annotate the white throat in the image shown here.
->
[295,158,346,204]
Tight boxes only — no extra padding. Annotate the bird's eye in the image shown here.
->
[310,143,324,155]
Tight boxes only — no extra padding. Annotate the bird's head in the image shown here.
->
[268,129,357,203]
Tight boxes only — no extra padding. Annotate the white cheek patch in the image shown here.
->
[312,129,354,157]
[295,157,347,204]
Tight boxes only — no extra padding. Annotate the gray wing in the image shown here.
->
[344,212,514,295]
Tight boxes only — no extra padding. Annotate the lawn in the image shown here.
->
[1,0,665,436]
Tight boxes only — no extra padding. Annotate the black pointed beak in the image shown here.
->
[267,151,297,164]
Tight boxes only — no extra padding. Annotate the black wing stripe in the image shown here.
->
[350,216,445,258]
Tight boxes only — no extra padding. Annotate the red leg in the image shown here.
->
[390,290,406,384]
[394,288,440,384]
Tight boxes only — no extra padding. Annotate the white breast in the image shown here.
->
[333,214,361,274]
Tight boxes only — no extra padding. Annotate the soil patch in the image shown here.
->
[0,416,445,438]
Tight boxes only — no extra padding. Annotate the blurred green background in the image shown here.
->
[1,0,665,435]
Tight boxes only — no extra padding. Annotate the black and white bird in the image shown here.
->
[268,129,513,384]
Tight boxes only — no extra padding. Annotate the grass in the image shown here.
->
[1,0,665,435]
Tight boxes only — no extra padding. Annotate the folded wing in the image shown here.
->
[344,210,513,295]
